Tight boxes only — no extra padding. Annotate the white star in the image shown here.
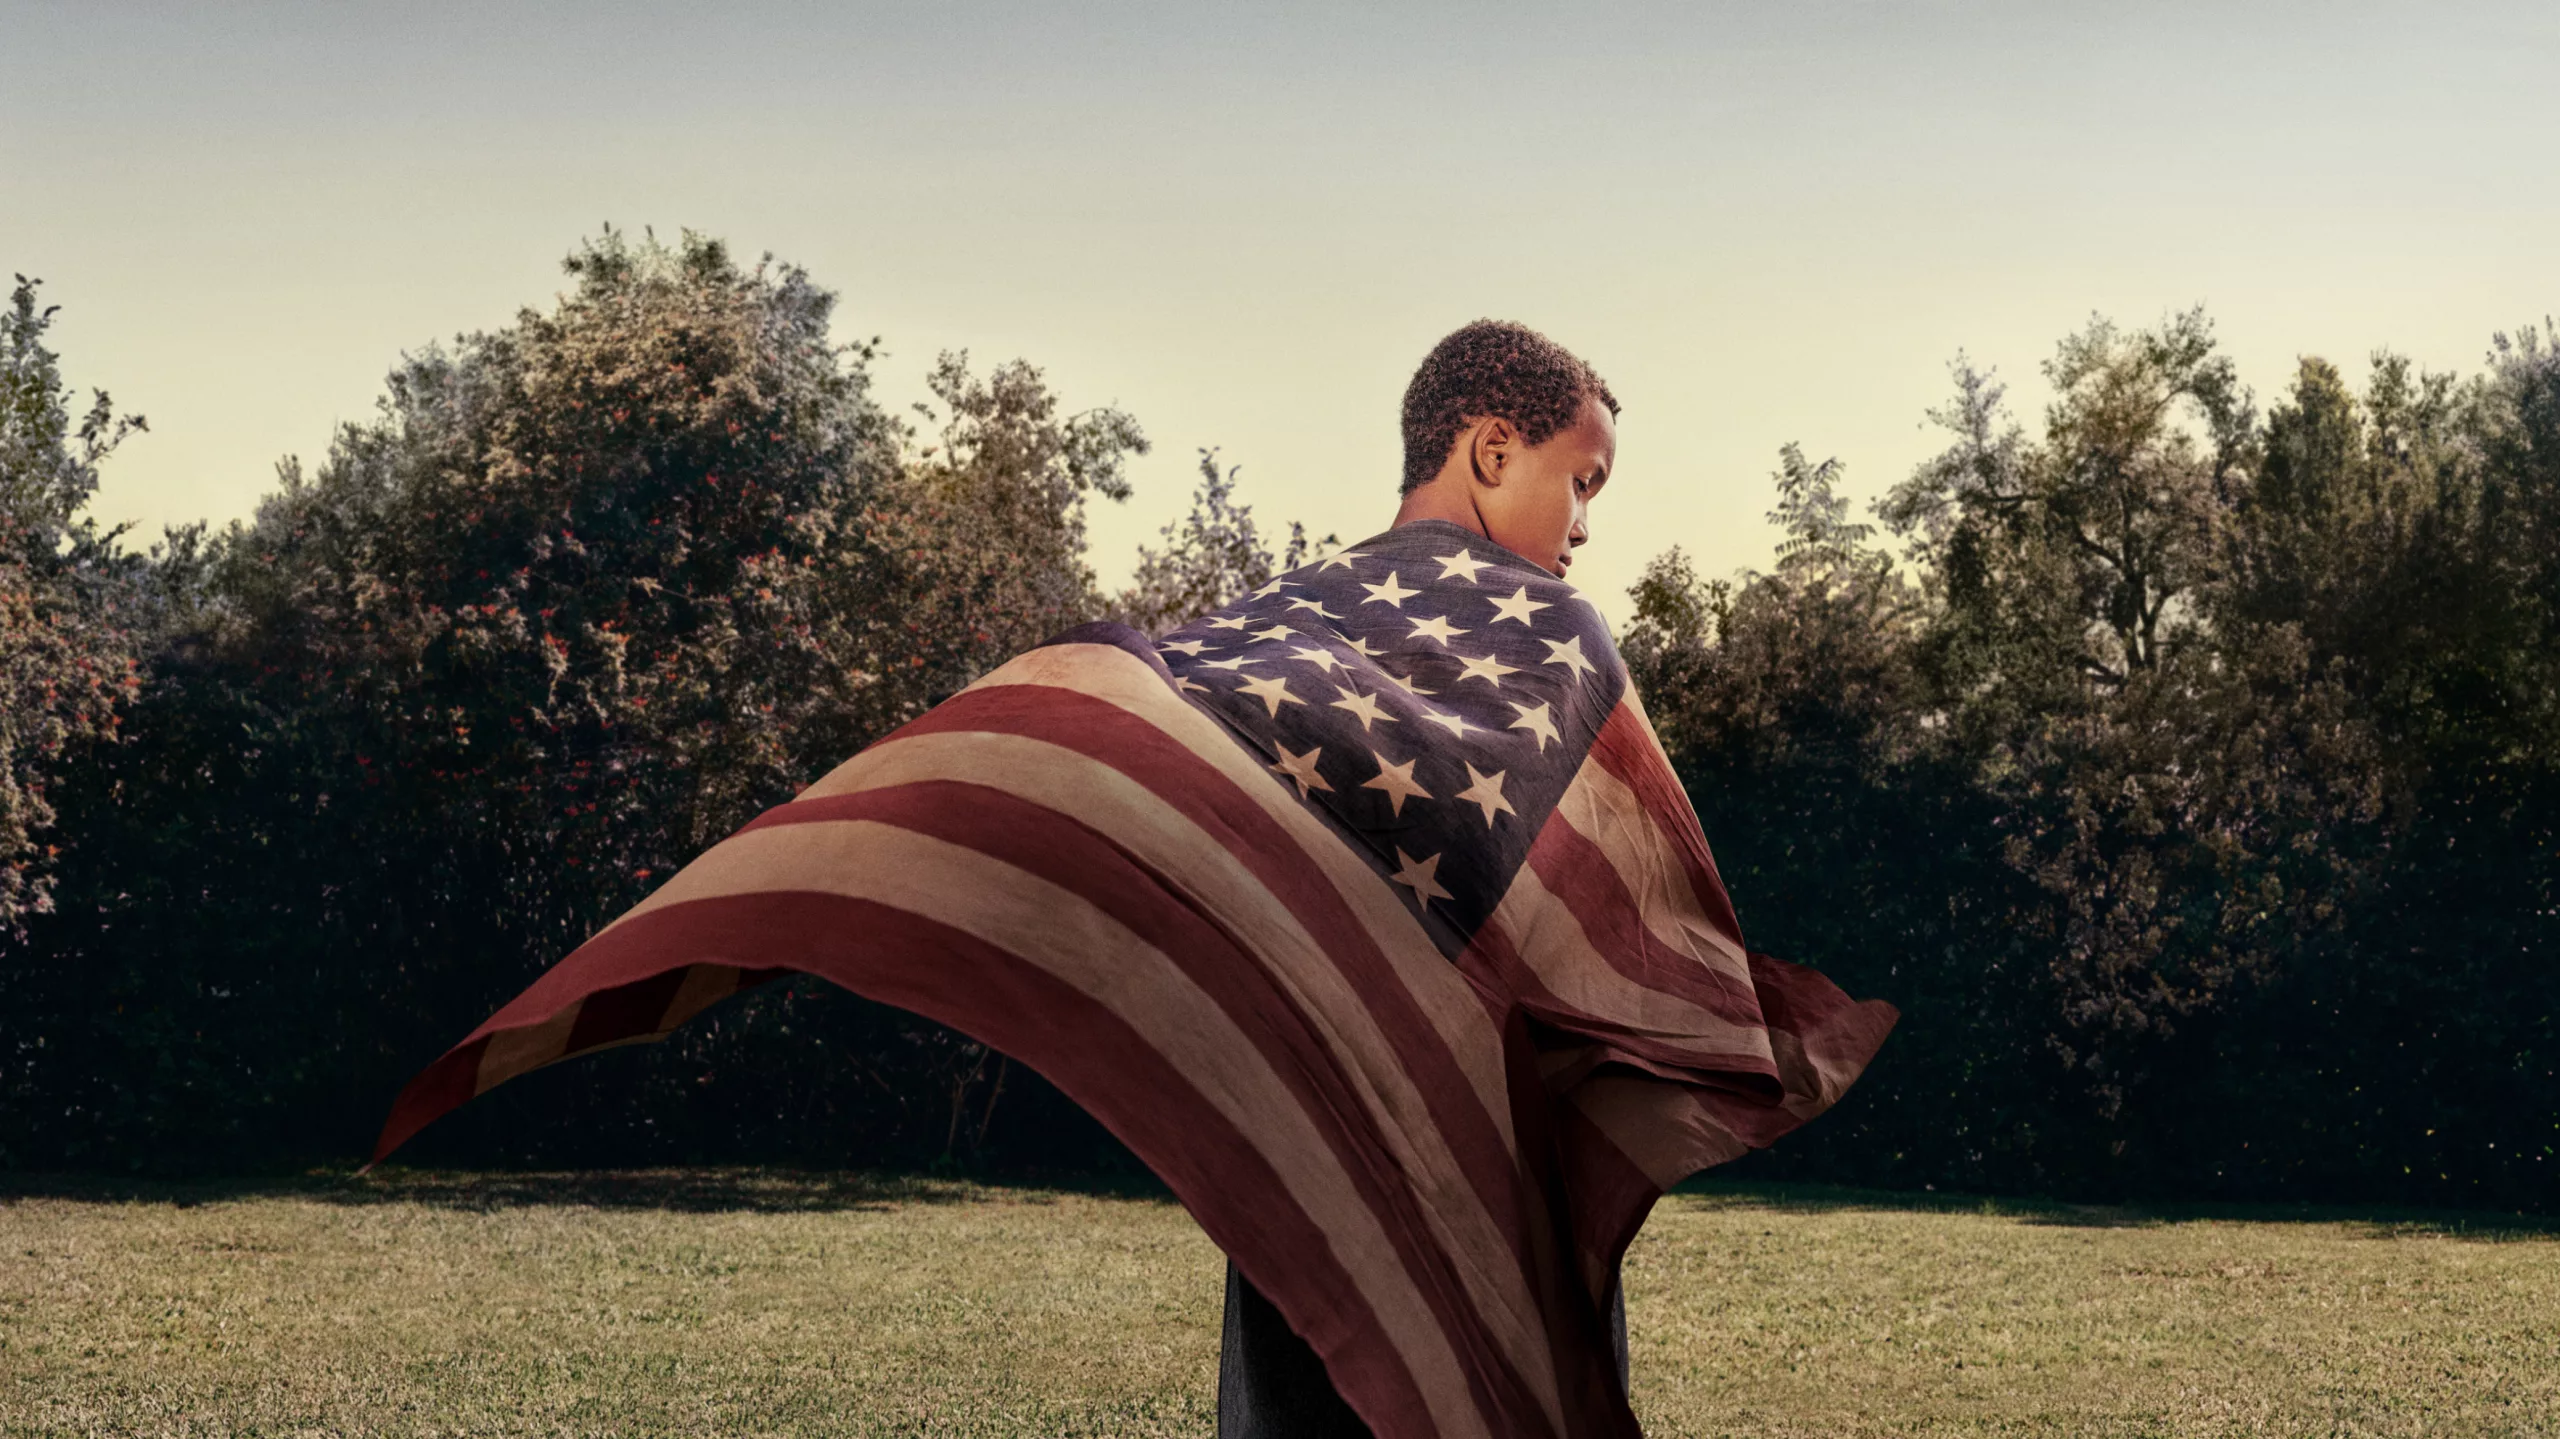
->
[1453,651,1520,687]
[1453,763,1516,827]
[1319,550,1362,571]
[1250,624,1298,644]
[1291,645,1349,675]
[1342,633,1385,658]
[1407,613,1468,646]
[1328,687,1397,732]
[1388,847,1455,906]
[1361,751,1432,816]
[1268,743,1333,799]
[1252,579,1289,599]
[1435,549,1491,584]
[1160,638,1209,657]
[1381,668,1437,698]
[1206,614,1252,631]
[1361,572,1420,608]
[1418,708,1475,738]
[1507,700,1560,751]
[1175,675,1209,696]
[1235,673,1304,717]
[1199,655,1261,672]
[1287,595,1344,620]
[1487,586,1551,626]
[1542,635,1598,680]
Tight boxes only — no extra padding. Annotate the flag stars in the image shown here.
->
[1389,847,1455,906]
[1250,623,1298,644]
[1542,635,1598,681]
[1268,743,1333,799]
[1453,763,1516,827]
[1361,572,1420,608]
[1434,549,1492,584]
[1507,700,1560,751]
[1407,613,1468,646]
[1287,595,1344,620]
[1342,633,1386,658]
[1199,655,1261,672]
[1454,651,1520,687]
[1174,675,1209,696]
[1206,614,1253,631]
[1291,645,1349,675]
[1160,638,1210,657]
[1318,550,1363,571]
[1381,668,1438,698]
[1487,586,1551,626]
[1252,579,1289,599]
[1235,673,1304,717]
[1418,708,1475,738]
[1329,686,1397,732]
[1362,752,1433,816]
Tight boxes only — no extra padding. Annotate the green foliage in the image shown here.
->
[1114,448,1329,636]
[1633,312,2560,1209]
[0,277,146,935]
[1,234,1143,1172]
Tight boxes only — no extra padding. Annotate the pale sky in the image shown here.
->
[7,1,2554,625]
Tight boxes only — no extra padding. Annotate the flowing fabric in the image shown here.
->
[373,519,1896,1439]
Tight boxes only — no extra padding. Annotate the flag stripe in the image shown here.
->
[592,817,1510,1438]
[906,656,1529,1153]
[1486,862,1783,1076]
[1585,702,1747,949]
[1526,810,1768,1026]
[1550,747,1753,977]
[727,774,1569,1429]
[582,887,1455,1437]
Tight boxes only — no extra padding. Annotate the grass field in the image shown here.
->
[3,1170,2554,1437]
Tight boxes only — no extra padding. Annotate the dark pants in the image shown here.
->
[1215,1262,1629,1438]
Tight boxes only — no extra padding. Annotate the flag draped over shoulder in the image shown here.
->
[372,516,1896,1439]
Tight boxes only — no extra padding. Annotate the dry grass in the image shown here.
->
[2,1170,2553,1437]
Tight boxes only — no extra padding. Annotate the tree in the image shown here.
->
[0,277,145,936]
[4,232,1149,1170]
[1114,448,1327,636]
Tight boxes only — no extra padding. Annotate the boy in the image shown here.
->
[1217,319,1624,1438]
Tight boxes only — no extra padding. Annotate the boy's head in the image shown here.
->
[1398,320,1618,578]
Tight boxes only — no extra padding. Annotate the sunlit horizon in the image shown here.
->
[9,0,2553,625]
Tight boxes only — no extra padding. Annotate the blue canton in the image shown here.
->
[1155,518,1627,955]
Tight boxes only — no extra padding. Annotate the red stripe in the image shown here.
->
[564,966,689,1053]
[1585,703,1747,949]
[1523,812,1768,1028]
[1552,1099,1667,1306]
[745,777,1565,1436]
[370,1035,488,1166]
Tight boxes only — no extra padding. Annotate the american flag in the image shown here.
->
[371,516,1896,1439]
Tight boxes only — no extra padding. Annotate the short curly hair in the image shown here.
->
[1399,320,1617,493]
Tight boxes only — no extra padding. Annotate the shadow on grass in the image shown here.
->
[1665,1176,2560,1243]
[0,1165,1178,1215]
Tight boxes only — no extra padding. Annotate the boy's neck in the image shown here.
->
[1389,476,1487,538]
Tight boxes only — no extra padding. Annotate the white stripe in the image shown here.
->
[1487,862,1774,1065]
[1553,758,1752,979]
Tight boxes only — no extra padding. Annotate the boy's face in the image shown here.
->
[1480,396,1616,578]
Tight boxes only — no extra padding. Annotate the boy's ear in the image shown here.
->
[1468,416,1516,488]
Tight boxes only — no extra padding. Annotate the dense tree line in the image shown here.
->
[1,240,2549,1209]
[1627,313,2558,1210]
